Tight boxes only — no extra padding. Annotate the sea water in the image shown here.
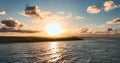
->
[0,37,120,63]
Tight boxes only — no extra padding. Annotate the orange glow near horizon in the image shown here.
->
[45,23,63,36]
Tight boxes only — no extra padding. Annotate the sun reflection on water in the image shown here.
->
[49,42,60,62]
[50,42,58,53]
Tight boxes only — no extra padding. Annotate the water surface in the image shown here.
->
[0,38,120,63]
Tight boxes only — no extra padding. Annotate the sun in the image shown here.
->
[46,23,63,36]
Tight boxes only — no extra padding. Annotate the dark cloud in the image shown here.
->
[1,18,23,27]
[20,5,70,22]
[0,17,39,33]
[21,6,42,21]
[106,18,120,24]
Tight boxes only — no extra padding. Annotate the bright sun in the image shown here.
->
[46,23,63,36]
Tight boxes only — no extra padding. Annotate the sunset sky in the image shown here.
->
[0,0,120,36]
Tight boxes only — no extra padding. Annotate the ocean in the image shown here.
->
[0,37,120,63]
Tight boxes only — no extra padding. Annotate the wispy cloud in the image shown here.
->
[0,11,6,15]
[79,28,93,33]
[57,11,64,15]
[87,5,101,14]
[106,18,120,24]
[75,16,84,20]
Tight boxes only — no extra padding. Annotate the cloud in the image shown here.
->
[20,6,66,22]
[20,6,63,22]
[106,18,120,24]
[0,17,39,33]
[57,11,64,15]
[66,12,72,18]
[87,1,119,13]
[119,5,120,7]
[0,11,6,15]
[1,17,23,27]
[0,27,39,33]
[104,1,117,11]
[20,6,76,22]
[76,16,84,20]
[87,5,101,14]
[20,6,42,21]
[79,28,93,33]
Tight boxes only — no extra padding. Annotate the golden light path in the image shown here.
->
[46,23,63,36]
[49,42,60,62]
[50,42,58,53]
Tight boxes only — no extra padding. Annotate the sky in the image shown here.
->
[0,0,120,36]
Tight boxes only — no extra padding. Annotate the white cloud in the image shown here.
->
[76,16,84,20]
[87,1,120,13]
[0,11,6,15]
[87,5,101,14]
[104,1,117,11]
[106,18,120,24]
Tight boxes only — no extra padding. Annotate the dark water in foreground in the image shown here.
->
[0,38,120,63]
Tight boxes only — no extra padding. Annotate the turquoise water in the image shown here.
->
[0,38,120,63]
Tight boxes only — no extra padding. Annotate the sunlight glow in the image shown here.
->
[46,23,63,36]
[49,42,60,62]
[50,42,58,53]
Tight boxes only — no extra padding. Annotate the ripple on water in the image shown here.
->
[0,38,120,63]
